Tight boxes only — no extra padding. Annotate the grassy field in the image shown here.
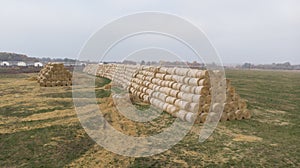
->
[0,70,299,167]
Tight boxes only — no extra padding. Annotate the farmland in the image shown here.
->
[0,70,299,167]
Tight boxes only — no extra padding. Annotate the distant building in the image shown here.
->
[34,62,43,67]
[17,61,27,67]
[0,61,10,66]
[62,62,76,66]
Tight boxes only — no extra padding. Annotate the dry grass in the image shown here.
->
[0,70,299,167]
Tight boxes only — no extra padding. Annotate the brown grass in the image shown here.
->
[0,70,299,167]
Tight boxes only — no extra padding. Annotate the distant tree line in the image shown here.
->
[239,62,300,70]
[0,52,38,62]
[38,57,76,63]
[0,52,77,63]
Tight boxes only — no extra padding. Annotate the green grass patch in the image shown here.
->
[41,90,111,99]
[95,77,111,88]
[0,105,66,118]
[0,124,94,167]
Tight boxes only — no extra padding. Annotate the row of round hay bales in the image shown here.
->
[83,64,251,123]
[82,64,99,75]
[126,66,213,123]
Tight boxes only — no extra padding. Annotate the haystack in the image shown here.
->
[83,64,251,123]
[37,63,72,87]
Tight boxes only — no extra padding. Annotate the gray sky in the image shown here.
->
[0,0,299,64]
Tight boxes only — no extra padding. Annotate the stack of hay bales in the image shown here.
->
[37,63,72,87]
[127,66,208,123]
[223,80,251,121]
[83,64,251,123]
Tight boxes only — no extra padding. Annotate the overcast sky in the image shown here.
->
[0,0,299,64]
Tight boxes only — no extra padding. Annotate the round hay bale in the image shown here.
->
[188,102,199,113]
[242,110,251,119]
[166,68,175,74]
[157,80,164,86]
[235,110,243,120]
[166,105,179,114]
[163,103,169,111]
[40,82,46,87]
[159,67,168,73]
[158,93,167,102]
[177,92,184,99]
[202,104,210,113]
[223,103,231,113]
[169,90,180,98]
[175,68,189,76]
[187,69,198,77]
[206,112,220,122]
[139,92,145,100]
[180,85,193,93]
[164,87,172,95]
[153,85,161,92]
[181,93,194,102]
[238,99,247,110]
[151,99,162,108]
[185,112,196,123]
[56,81,62,86]
[229,101,238,111]
[227,112,236,121]
[165,75,173,81]
[176,110,188,121]
[196,70,208,79]
[172,75,185,83]
[198,78,209,86]
[220,112,228,122]
[167,81,175,88]
[212,103,223,112]
[145,76,153,82]
[148,83,155,89]
[161,81,168,87]
[174,99,190,110]
[141,87,148,93]
[155,73,166,80]
[194,86,209,95]
[172,83,183,90]
[205,95,212,105]
[188,78,201,86]
[192,94,201,103]
[183,77,190,84]
[143,95,150,103]
[166,96,177,104]
[200,113,208,123]
[145,89,153,95]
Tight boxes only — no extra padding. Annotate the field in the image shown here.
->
[0,70,299,167]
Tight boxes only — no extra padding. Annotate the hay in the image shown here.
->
[83,64,251,123]
[37,63,72,87]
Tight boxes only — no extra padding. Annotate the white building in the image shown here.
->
[0,61,10,66]
[17,61,27,66]
[34,62,43,67]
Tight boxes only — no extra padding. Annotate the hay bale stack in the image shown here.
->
[83,64,251,123]
[37,63,72,87]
